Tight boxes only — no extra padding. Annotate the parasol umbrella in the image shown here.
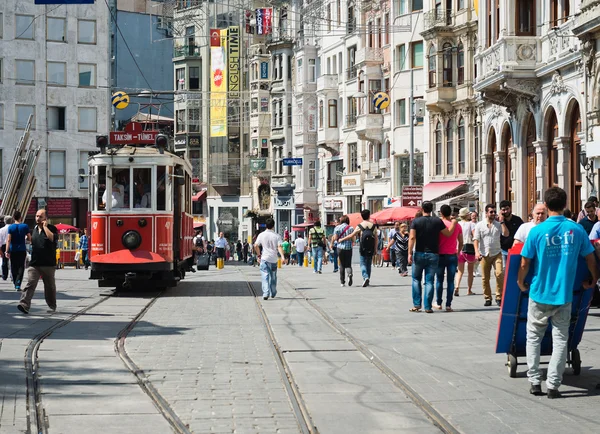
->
[370,207,420,225]
[347,213,363,228]
[55,223,79,234]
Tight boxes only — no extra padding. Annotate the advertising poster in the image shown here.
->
[210,29,228,137]
[228,26,240,99]
[256,8,264,35]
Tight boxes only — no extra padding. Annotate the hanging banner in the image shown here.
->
[210,29,228,137]
[264,8,272,35]
[256,9,264,35]
[228,26,240,99]
[245,10,253,34]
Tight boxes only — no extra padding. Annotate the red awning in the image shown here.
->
[370,207,420,225]
[292,222,315,231]
[193,222,205,229]
[423,181,466,201]
[192,190,207,202]
[347,213,363,228]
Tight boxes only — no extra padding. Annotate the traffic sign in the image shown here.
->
[109,122,158,145]
[401,185,423,207]
[282,158,303,166]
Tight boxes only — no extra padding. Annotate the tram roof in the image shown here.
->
[89,145,190,168]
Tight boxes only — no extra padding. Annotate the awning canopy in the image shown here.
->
[193,222,205,229]
[192,190,207,202]
[130,112,174,123]
[435,190,479,207]
[423,181,467,201]
[292,222,315,231]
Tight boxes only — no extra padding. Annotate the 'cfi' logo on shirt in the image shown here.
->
[545,230,575,247]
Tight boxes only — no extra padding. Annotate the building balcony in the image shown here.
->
[540,19,580,67]
[266,30,294,46]
[317,74,339,93]
[473,36,540,109]
[356,113,384,142]
[378,158,390,178]
[173,45,200,59]
[270,126,285,141]
[317,127,340,154]
[273,195,295,209]
[346,65,359,81]
[425,86,457,112]
[423,9,453,34]
[363,161,380,180]
[355,47,384,66]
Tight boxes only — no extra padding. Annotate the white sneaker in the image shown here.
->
[341,283,345,287]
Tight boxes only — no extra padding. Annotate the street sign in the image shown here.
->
[110,122,158,145]
[401,185,423,207]
[282,158,303,166]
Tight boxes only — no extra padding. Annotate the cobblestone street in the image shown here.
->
[1,263,599,433]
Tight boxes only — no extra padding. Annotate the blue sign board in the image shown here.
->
[35,0,95,3]
[282,158,303,166]
[260,62,269,79]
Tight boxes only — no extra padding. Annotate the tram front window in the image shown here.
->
[95,166,107,211]
[102,168,129,209]
[133,168,152,208]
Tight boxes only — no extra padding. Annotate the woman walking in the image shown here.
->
[388,223,409,276]
[455,208,477,296]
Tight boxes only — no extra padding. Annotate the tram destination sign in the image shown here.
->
[110,122,159,145]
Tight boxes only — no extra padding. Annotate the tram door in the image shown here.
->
[172,165,184,262]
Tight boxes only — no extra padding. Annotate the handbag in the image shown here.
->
[462,243,476,255]
[74,250,81,261]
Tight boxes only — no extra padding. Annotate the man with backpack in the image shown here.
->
[308,221,326,274]
[339,209,377,287]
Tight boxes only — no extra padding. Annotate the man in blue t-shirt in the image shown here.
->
[518,187,598,399]
[6,210,31,291]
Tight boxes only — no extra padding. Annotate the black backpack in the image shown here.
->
[358,223,375,256]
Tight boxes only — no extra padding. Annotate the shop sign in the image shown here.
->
[46,199,73,216]
[324,199,343,210]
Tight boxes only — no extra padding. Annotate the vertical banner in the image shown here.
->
[228,26,240,100]
[264,8,272,35]
[255,9,264,35]
[245,10,253,34]
[210,29,228,137]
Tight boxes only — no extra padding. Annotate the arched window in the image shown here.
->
[502,123,513,200]
[457,42,464,85]
[547,109,559,187]
[446,119,454,174]
[328,99,338,128]
[428,45,436,88]
[458,117,465,173]
[318,100,324,128]
[435,122,443,175]
[443,42,453,87]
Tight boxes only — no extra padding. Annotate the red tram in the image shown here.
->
[88,143,194,290]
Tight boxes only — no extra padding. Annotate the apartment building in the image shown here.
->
[421,0,479,209]
[474,0,588,217]
[172,1,253,241]
[0,0,110,226]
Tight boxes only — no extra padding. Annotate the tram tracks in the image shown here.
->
[242,268,460,434]
[24,291,190,434]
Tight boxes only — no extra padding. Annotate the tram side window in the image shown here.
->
[103,168,129,209]
[157,166,167,211]
[96,166,107,211]
[133,168,152,208]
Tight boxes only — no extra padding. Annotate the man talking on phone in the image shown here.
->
[18,210,58,315]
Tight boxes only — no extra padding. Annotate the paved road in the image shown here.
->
[2,263,599,433]
[269,260,600,434]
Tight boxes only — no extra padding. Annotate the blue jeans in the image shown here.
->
[331,248,338,272]
[259,261,278,298]
[435,254,458,307]
[502,250,508,269]
[359,255,372,280]
[297,251,304,266]
[412,252,439,310]
[312,246,323,272]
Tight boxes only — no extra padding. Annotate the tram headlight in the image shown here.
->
[122,230,142,250]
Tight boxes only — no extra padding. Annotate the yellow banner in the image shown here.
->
[228,26,240,99]
[210,29,228,137]
[473,0,479,16]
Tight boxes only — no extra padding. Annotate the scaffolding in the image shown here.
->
[0,115,41,219]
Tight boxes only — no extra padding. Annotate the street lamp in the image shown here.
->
[579,149,593,171]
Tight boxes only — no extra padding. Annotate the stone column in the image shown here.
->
[533,140,548,202]
[556,136,570,191]
[481,153,494,206]
[509,146,518,204]
[494,151,505,204]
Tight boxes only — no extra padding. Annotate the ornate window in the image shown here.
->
[328,99,338,128]
[548,109,559,187]
[428,44,436,88]
[457,42,464,85]
[446,120,454,174]
[435,121,442,175]
[442,43,453,87]
[516,0,535,36]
